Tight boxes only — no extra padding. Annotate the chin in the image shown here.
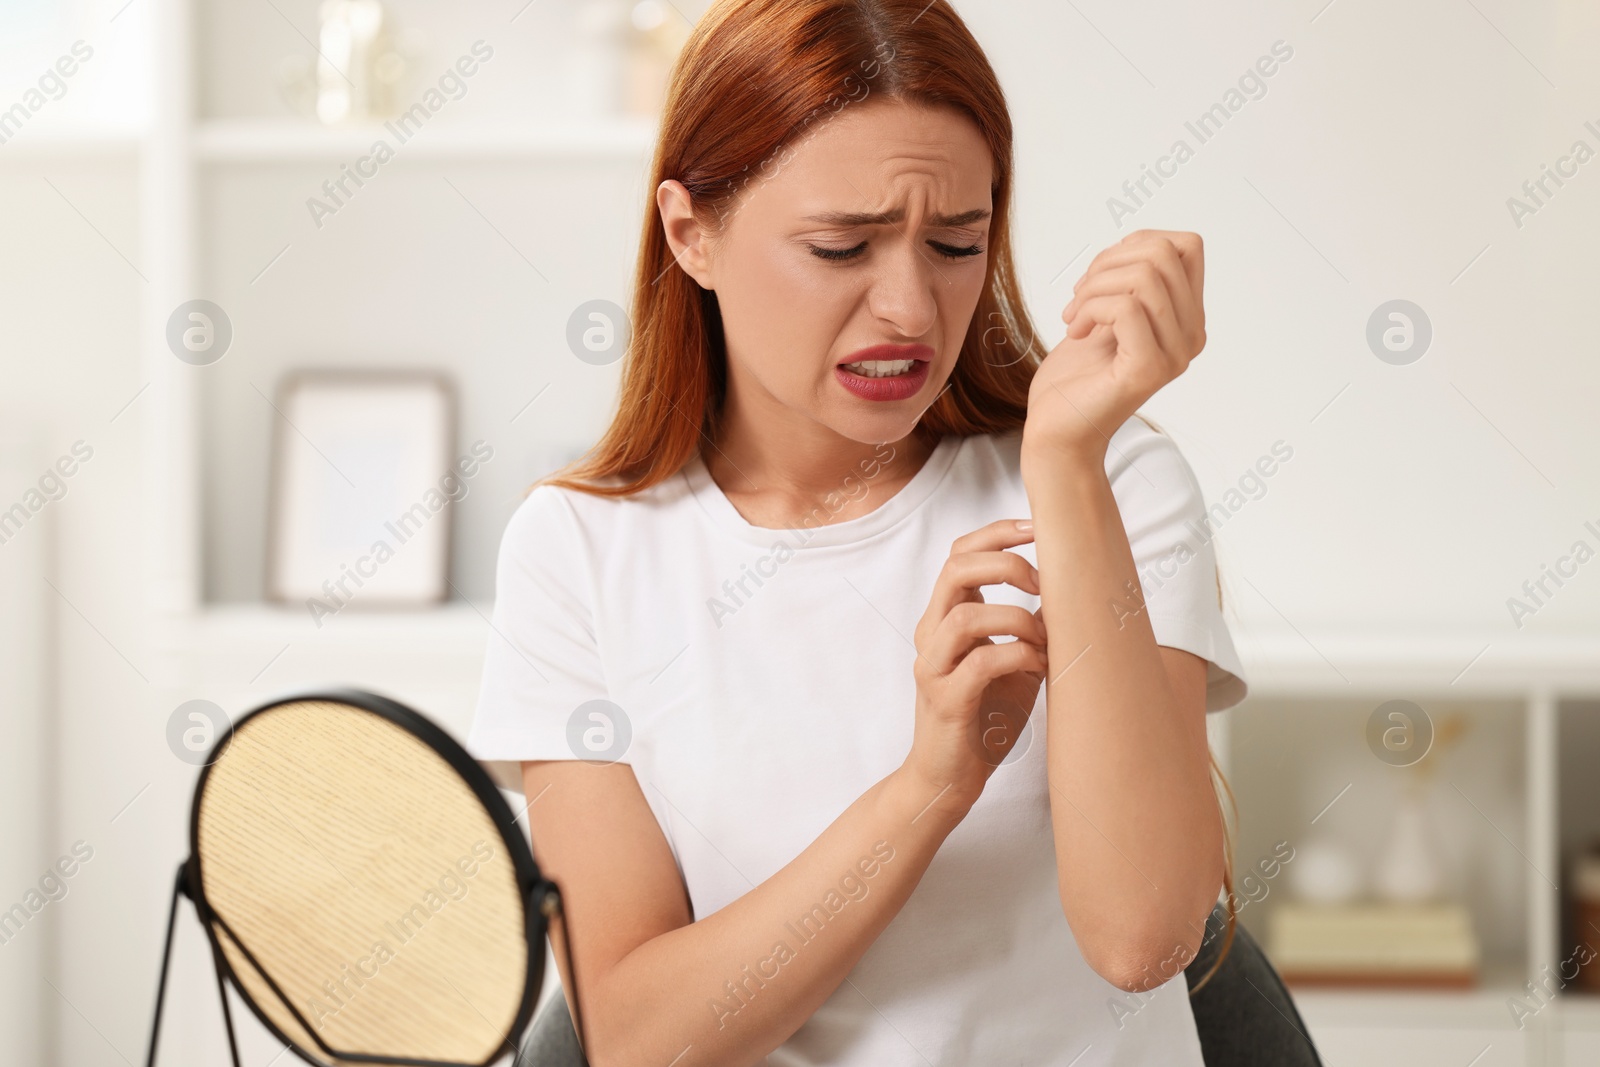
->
[826,411,922,446]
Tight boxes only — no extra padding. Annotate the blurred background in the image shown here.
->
[3,0,1600,1063]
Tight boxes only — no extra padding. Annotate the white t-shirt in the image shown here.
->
[467,414,1249,1066]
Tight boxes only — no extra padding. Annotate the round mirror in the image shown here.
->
[188,688,547,1066]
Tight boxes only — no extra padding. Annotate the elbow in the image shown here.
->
[1064,885,1220,994]
[1080,929,1204,993]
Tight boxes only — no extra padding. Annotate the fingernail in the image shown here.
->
[1016,519,1033,532]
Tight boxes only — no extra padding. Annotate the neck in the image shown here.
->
[704,404,937,528]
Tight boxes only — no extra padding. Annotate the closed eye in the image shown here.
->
[931,241,985,260]
[808,240,987,262]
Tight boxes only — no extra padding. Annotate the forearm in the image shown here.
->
[1021,441,1223,988]
[584,766,966,1067]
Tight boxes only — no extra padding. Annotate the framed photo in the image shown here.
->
[265,369,457,612]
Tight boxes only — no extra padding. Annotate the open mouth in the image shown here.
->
[838,358,924,378]
[833,358,930,401]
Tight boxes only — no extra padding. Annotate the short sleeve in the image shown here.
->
[466,484,614,788]
[1105,415,1249,713]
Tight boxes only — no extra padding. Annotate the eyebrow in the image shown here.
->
[801,207,991,228]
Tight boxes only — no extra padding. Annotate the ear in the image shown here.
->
[657,179,717,290]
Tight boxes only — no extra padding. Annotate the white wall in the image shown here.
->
[0,151,150,1065]
[978,0,1600,641]
[0,423,51,1067]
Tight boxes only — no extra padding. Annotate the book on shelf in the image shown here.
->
[1268,900,1480,989]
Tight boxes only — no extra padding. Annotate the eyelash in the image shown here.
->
[808,240,986,262]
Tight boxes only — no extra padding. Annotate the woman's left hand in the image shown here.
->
[1023,230,1207,461]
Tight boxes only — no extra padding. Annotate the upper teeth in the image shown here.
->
[844,359,916,377]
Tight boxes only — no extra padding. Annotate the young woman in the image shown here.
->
[467,1,1251,1063]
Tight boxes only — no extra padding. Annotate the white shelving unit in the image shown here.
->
[1215,627,1600,1065]
[122,6,655,1061]
[134,0,659,707]
[11,0,1583,1063]
[194,116,658,160]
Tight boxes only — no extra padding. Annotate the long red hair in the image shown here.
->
[535,0,1239,991]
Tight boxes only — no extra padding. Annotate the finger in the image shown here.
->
[947,518,1036,557]
[921,603,1048,676]
[1073,231,1173,291]
[1062,293,1171,384]
[938,642,1048,714]
[1065,241,1201,352]
[1113,237,1203,347]
[923,549,1040,622]
[1063,261,1188,361]
[944,640,1049,704]
[1119,230,1203,310]
[915,521,1036,645]
[921,602,1047,674]
[1074,232,1203,340]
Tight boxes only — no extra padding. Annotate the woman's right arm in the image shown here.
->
[527,517,1045,1067]
[524,757,967,1067]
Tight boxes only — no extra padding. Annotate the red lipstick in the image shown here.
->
[834,344,934,402]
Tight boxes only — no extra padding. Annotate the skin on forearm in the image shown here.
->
[1020,440,1223,989]
[579,768,966,1067]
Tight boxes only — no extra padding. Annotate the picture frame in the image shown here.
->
[264,369,457,613]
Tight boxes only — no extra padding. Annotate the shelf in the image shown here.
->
[153,600,492,659]
[148,615,1600,679]
[1230,626,1600,697]
[175,597,488,629]
[149,601,495,735]
[194,116,659,161]
[1553,988,1600,1029]
[1290,958,1533,1028]
[145,614,1600,702]
[0,124,144,159]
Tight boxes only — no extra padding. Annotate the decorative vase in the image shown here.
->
[1287,833,1363,905]
[571,0,630,118]
[1372,786,1444,903]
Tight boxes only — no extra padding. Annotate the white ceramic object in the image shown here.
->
[1372,789,1445,903]
[570,0,630,118]
[1287,834,1364,904]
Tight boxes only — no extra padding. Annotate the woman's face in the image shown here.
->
[660,96,995,447]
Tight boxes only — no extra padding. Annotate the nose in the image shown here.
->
[866,237,942,340]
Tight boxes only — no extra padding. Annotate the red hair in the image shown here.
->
[534,0,1239,991]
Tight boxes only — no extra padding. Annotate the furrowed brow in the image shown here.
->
[801,207,991,227]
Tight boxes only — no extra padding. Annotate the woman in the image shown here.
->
[468,1,1254,1063]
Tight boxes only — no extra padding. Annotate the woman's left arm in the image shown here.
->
[1019,229,1223,993]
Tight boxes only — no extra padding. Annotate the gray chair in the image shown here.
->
[1185,904,1323,1065]
[515,903,1322,1066]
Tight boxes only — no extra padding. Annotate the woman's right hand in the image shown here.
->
[904,518,1048,817]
